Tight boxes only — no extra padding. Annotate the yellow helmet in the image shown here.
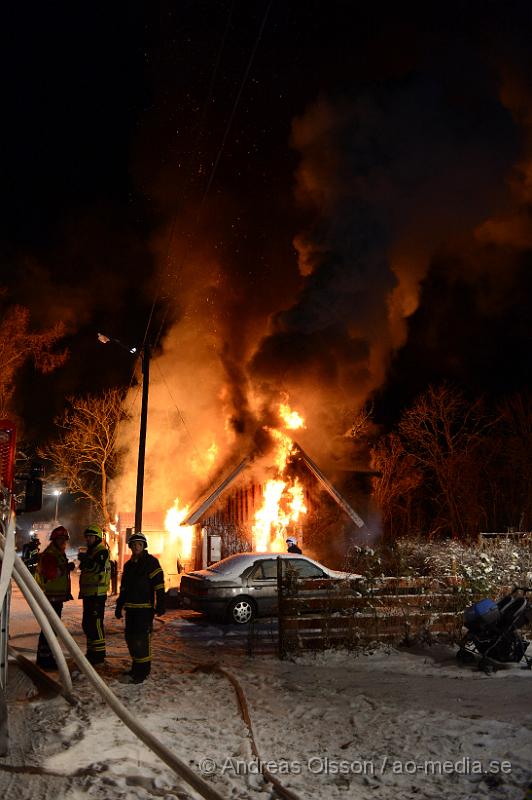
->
[84,523,103,541]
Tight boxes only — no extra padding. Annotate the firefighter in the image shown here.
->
[35,526,74,669]
[22,534,41,575]
[286,536,302,554]
[114,532,165,683]
[78,523,111,665]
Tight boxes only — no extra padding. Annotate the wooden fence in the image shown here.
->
[277,559,469,657]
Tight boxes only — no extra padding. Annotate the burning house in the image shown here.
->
[114,401,372,585]
[116,443,366,587]
[182,443,365,571]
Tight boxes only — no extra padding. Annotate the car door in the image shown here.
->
[246,559,278,615]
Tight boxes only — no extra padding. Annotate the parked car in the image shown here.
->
[179,552,360,624]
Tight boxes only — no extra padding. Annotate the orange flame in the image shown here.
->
[107,517,119,561]
[269,428,295,472]
[288,478,307,522]
[164,497,194,567]
[279,402,305,430]
[252,401,307,551]
[190,439,219,476]
[252,479,287,552]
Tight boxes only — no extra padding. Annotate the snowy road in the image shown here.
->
[2,586,532,800]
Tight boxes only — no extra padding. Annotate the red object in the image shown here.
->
[0,419,16,493]
[51,526,70,541]
[39,551,60,581]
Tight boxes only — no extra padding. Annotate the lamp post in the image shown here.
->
[98,333,149,534]
[53,489,62,524]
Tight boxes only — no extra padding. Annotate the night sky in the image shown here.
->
[2,1,532,448]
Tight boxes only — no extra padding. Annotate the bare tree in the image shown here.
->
[371,432,424,539]
[398,384,491,538]
[42,389,128,527]
[347,402,374,440]
[0,300,67,416]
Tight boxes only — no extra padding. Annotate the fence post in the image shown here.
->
[277,557,284,659]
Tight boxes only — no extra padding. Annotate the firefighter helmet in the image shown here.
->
[128,532,147,549]
[84,523,104,541]
[286,536,297,546]
[50,526,70,541]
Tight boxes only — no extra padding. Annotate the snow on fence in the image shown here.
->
[277,560,468,657]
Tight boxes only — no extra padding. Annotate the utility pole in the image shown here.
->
[135,343,150,534]
[97,333,149,536]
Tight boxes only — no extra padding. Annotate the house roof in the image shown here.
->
[183,458,249,525]
[295,444,364,528]
[183,446,364,528]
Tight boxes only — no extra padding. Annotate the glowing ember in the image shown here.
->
[279,402,305,430]
[164,497,194,567]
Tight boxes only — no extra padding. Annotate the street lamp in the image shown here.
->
[98,333,150,534]
[53,489,62,523]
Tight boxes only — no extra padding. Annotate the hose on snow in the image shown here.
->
[0,537,226,800]
[194,663,304,800]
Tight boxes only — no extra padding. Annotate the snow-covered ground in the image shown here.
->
[3,580,532,800]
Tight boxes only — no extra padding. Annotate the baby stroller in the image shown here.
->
[457,587,532,674]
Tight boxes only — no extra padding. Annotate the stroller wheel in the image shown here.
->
[456,648,476,665]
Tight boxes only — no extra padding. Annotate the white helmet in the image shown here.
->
[286,537,297,546]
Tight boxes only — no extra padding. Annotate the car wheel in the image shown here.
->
[228,597,256,625]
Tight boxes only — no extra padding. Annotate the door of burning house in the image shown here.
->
[200,527,221,569]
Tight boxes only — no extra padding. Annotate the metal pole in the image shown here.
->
[134,343,150,533]
[0,589,9,756]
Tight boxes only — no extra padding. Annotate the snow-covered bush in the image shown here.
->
[345,536,532,598]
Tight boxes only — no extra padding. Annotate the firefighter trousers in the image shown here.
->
[82,595,107,664]
[37,600,63,669]
[124,609,153,680]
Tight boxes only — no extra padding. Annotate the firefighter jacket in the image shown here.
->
[79,541,111,598]
[115,551,165,615]
[36,543,73,602]
[22,540,40,570]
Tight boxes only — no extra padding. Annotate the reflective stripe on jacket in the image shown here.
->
[79,541,111,598]
[116,551,165,613]
[35,543,72,602]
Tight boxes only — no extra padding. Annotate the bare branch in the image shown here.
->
[41,388,129,527]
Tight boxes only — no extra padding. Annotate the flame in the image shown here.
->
[252,401,307,552]
[269,428,295,472]
[279,402,305,430]
[252,479,287,552]
[206,440,218,465]
[107,517,119,561]
[288,478,307,522]
[164,497,194,568]
[190,438,219,476]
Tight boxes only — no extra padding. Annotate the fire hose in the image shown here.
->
[1,535,304,800]
[0,535,226,800]
[194,663,304,800]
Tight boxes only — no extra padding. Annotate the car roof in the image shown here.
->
[205,551,325,576]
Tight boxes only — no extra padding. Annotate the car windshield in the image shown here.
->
[206,554,252,574]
